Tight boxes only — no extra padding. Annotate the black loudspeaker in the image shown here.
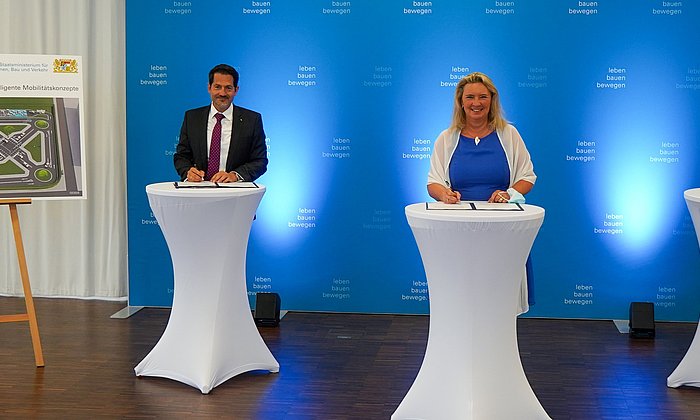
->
[629,302,655,338]
[254,292,281,327]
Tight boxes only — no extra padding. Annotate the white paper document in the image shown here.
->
[426,201,523,211]
[174,181,259,189]
[174,181,218,188]
[215,182,258,188]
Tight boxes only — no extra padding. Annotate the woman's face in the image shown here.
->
[461,82,491,124]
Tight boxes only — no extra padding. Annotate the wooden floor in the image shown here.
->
[2,297,700,419]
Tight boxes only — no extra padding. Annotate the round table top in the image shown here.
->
[685,188,700,203]
[146,182,265,198]
[405,202,544,223]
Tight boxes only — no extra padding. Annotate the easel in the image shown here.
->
[0,199,44,367]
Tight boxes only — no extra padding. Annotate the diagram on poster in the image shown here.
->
[0,55,85,199]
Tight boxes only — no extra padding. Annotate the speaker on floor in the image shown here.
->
[629,302,655,338]
[254,292,281,327]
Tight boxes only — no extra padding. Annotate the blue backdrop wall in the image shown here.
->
[126,0,700,321]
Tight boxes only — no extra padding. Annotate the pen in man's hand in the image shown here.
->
[194,163,204,181]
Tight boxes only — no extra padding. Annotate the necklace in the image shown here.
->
[461,128,492,140]
[461,126,492,146]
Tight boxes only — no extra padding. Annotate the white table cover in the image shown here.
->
[393,203,550,420]
[667,188,700,388]
[134,182,279,394]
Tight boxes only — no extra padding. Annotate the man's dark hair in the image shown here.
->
[208,64,239,87]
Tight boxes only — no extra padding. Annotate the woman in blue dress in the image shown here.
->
[427,72,537,313]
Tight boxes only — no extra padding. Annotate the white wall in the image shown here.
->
[0,0,127,298]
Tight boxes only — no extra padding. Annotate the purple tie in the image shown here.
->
[206,113,225,180]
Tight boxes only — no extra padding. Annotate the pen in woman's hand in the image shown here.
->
[444,184,460,204]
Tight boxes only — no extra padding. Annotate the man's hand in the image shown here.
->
[186,166,205,182]
[210,171,241,183]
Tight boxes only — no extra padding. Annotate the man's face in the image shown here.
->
[208,72,238,112]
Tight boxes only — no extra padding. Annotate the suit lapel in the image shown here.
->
[196,106,210,164]
[226,105,242,168]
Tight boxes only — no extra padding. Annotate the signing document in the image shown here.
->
[174,181,259,189]
[426,201,524,211]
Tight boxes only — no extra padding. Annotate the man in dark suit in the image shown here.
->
[174,64,268,182]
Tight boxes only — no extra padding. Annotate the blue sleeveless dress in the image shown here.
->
[448,132,509,200]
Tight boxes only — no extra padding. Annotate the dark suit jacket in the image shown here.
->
[173,105,268,181]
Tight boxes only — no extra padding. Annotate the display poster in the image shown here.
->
[0,54,86,200]
[126,1,700,321]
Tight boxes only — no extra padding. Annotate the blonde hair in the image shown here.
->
[450,72,507,132]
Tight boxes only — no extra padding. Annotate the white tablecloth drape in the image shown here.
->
[393,203,550,420]
[134,182,279,394]
[667,188,700,388]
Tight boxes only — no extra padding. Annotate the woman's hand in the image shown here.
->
[428,183,461,204]
[488,190,510,203]
[441,187,461,204]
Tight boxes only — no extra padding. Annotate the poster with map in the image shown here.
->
[0,54,85,199]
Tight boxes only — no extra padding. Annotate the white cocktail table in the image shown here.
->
[134,182,278,394]
[393,202,549,419]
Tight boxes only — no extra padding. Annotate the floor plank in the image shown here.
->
[1,297,699,419]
